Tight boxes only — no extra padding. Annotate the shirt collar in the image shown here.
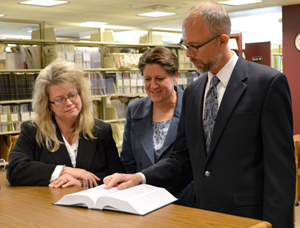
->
[208,51,239,87]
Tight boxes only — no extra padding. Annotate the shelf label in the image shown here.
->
[21,112,30,121]
[117,79,123,87]
[123,79,130,86]
[83,53,91,61]
[0,114,8,123]
[137,79,144,86]
[11,113,19,122]
[252,56,263,62]
[130,79,137,87]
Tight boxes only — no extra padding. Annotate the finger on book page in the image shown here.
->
[104,173,133,189]
[103,173,122,189]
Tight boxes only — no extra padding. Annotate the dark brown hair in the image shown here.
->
[138,46,179,76]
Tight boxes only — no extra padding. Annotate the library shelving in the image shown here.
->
[0,19,197,139]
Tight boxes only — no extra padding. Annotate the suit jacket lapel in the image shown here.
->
[76,136,96,169]
[132,98,155,164]
[49,118,96,169]
[194,74,209,156]
[207,56,248,156]
[157,86,183,160]
[50,125,73,167]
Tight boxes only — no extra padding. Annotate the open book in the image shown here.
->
[54,184,177,215]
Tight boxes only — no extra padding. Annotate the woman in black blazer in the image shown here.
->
[7,59,123,188]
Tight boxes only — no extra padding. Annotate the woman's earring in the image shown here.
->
[50,110,54,116]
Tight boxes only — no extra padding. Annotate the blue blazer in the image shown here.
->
[121,85,184,174]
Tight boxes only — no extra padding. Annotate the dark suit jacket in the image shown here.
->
[121,86,191,196]
[142,55,295,228]
[121,85,183,172]
[7,118,123,186]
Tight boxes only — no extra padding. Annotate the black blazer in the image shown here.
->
[7,118,123,186]
[142,55,295,228]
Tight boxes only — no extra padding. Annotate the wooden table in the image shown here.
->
[0,172,271,228]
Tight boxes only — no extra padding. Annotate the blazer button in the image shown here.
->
[139,162,142,167]
[205,171,210,177]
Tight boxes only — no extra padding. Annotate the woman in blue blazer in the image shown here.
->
[120,47,192,205]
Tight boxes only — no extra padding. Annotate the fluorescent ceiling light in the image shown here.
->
[19,1,68,7]
[219,0,263,6]
[80,21,109,27]
[137,12,176,18]
[0,14,5,17]
[153,28,182,32]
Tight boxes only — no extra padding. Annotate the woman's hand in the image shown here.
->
[49,174,81,188]
[63,166,100,188]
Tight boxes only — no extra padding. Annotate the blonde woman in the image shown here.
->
[7,59,123,188]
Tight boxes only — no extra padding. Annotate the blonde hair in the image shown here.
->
[32,59,96,152]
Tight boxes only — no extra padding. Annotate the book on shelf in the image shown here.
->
[2,73,10,101]
[9,104,20,131]
[130,72,137,94]
[123,72,131,94]
[8,73,17,100]
[25,73,37,99]
[116,72,123,94]
[0,104,10,132]
[26,46,42,69]
[54,184,177,215]
[0,103,33,133]
[97,73,106,95]
[0,72,37,101]
[136,72,144,93]
[105,72,117,95]
[84,72,106,96]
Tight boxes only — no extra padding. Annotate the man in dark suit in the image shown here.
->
[104,1,295,227]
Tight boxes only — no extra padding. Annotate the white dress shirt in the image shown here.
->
[203,51,238,118]
[49,136,79,182]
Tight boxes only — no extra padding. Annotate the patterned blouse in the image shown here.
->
[152,118,172,162]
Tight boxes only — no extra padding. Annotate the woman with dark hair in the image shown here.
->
[120,46,192,206]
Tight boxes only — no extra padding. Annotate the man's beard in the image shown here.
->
[191,52,222,73]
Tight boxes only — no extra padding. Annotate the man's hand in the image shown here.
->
[103,173,143,190]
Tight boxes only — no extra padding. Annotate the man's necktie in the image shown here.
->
[203,76,220,153]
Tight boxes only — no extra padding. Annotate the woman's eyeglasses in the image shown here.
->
[48,92,80,106]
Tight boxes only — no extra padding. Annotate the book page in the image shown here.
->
[103,184,160,200]
[97,184,177,215]
[54,184,119,208]
[71,184,119,200]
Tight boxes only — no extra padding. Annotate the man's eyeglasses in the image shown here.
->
[178,34,221,53]
[49,92,80,106]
